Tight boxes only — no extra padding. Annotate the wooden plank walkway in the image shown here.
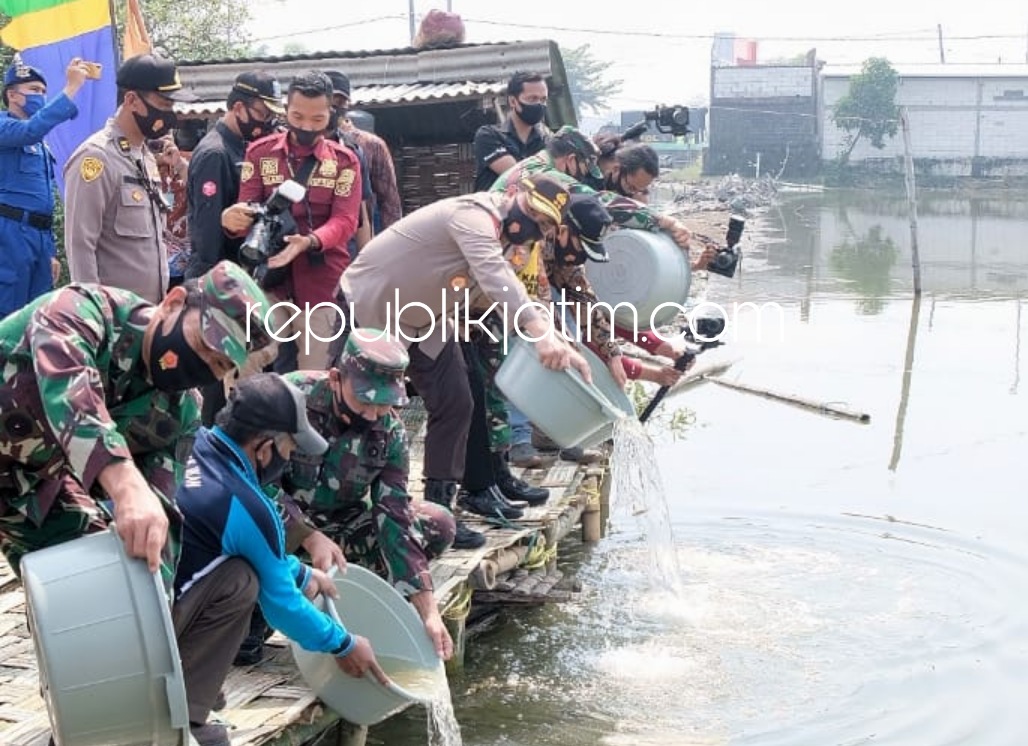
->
[0,399,607,746]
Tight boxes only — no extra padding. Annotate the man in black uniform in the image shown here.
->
[185,71,283,425]
[472,71,549,192]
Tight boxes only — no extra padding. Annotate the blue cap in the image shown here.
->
[3,54,47,89]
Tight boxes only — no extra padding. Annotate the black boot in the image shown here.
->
[425,478,486,549]
[459,485,524,520]
[234,605,269,666]
[493,452,549,506]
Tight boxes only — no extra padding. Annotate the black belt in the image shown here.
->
[0,203,53,230]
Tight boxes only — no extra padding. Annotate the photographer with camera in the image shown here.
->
[186,71,284,426]
[222,71,362,372]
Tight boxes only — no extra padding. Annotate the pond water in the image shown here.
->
[371,188,1028,745]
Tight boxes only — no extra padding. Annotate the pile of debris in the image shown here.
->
[662,174,780,215]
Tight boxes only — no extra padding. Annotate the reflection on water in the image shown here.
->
[373,189,1028,745]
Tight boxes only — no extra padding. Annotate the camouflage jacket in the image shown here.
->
[507,240,621,360]
[490,151,663,232]
[281,371,432,594]
[0,285,199,527]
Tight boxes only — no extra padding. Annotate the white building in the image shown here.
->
[821,63,1028,176]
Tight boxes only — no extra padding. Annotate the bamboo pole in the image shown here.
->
[889,296,922,471]
[900,107,923,295]
[707,376,871,423]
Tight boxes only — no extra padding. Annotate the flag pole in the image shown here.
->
[107,0,122,66]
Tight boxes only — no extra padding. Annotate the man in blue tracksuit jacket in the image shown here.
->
[0,55,93,317]
[173,372,387,746]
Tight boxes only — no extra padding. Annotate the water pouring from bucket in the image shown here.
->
[291,565,463,743]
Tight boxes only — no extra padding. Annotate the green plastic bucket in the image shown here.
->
[291,565,446,726]
[586,228,692,329]
[495,338,633,449]
[20,530,190,746]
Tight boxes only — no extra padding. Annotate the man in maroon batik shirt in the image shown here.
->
[222,71,361,372]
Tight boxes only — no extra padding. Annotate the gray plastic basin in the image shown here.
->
[20,530,190,746]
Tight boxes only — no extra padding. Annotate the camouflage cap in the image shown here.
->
[198,261,273,369]
[339,329,410,406]
[550,125,603,179]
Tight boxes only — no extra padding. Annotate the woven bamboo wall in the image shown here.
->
[395,143,476,214]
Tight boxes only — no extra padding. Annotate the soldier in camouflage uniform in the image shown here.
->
[0,261,272,588]
[280,331,457,660]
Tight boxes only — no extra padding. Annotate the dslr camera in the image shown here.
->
[240,179,306,289]
[706,216,745,279]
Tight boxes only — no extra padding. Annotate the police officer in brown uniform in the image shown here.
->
[64,54,197,304]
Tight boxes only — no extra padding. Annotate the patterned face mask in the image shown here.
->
[148,310,219,392]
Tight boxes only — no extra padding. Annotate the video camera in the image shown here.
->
[623,105,691,141]
[706,216,745,279]
[240,179,306,288]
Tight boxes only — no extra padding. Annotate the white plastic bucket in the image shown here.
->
[290,565,446,726]
[20,530,190,746]
[495,338,632,449]
[586,228,692,329]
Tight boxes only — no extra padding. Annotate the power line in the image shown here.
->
[250,14,406,44]
[459,18,1027,43]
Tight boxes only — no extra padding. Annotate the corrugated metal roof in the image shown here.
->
[175,80,507,116]
[822,63,1028,79]
[177,40,558,102]
[174,39,577,128]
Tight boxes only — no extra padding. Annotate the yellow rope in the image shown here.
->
[442,583,473,621]
[523,535,558,570]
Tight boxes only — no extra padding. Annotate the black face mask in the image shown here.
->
[256,438,289,485]
[148,310,219,392]
[503,202,544,245]
[554,232,588,267]
[516,101,546,126]
[289,125,322,147]
[335,389,375,434]
[238,105,272,142]
[332,106,348,129]
[133,96,177,140]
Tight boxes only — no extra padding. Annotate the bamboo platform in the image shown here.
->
[0,399,608,746]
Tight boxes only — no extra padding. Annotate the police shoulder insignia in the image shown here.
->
[80,156,104,182]
[240,161,254,182]
[334,168,356,197]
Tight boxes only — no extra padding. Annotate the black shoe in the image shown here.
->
[233,634,263,666]
[496,470,549,506]
[233,607,269,666]
[453,521,487,549]
[460,486,524,520]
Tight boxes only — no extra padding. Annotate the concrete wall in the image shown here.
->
[706,65,820,178]
[822,73,1028,176]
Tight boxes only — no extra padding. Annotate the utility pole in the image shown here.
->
[408,0,416,45]
[937,24,945,63]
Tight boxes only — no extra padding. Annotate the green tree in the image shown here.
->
[114,0,253,61]
[832,57,900,162]
[561,43,622,117]
[0,13,13,75]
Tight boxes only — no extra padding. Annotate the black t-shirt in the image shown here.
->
[472,118,546,192]
[184,120,247,278]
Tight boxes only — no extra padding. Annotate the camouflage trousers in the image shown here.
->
[469,312,512,454]
[0,474,183,594]
[296,501,455,596]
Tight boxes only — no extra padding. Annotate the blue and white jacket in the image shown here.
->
[174,426,353,655]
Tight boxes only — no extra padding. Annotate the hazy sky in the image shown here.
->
[247,0,1028,114]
